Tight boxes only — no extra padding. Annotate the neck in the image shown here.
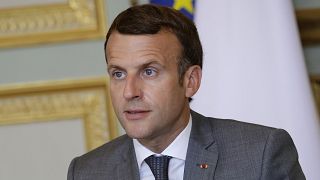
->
[138,108,190,153]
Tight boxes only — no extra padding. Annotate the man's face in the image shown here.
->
[106,31,191,144]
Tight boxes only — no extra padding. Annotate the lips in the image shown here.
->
[124,109,151,120]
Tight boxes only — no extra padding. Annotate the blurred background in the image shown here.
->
[0,0,320,179]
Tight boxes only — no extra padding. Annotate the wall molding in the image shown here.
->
[0,77,118,151]
[0,0,106,48]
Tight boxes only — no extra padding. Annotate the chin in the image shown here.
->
[125,129,150,140]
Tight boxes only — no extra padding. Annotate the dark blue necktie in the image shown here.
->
[145,155,172,180]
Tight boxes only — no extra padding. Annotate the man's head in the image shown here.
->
[104,4,203,82]
[104,4,202,152]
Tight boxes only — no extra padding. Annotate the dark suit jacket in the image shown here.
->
[67,111,305,180]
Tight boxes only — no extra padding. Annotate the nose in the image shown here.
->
[123,76,141,100]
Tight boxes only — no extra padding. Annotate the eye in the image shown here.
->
[112,71,126,80]
[143,68,157,77]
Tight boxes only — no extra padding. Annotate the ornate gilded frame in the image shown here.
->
[0,0,106,48]
[296,8,320,45]
[311,76,320,113]
[0,77,118,151]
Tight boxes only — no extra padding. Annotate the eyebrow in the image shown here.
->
[107,60,164,72]
[107,65,124,74]
[140,60,164,69]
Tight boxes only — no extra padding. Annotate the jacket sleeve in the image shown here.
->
[260,129,305,180]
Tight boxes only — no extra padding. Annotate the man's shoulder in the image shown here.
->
[190,112,304,179]
[191,110,285,144]
[208,116,276,135]
[193,110,275,128]
[72,134,132,169]
[67,134,137,179]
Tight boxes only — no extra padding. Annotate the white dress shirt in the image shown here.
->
[133,116,192,180]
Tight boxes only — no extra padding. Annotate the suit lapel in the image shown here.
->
[183,111,219,180]
[115,138,140,180]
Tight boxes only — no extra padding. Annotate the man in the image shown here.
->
[68,4,305,180]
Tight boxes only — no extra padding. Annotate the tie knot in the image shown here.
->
[145,155,172,180]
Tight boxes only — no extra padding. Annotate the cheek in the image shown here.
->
[110,84,123,108]
[145,80,185,107]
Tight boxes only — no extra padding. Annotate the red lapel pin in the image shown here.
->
[198,163,208,169]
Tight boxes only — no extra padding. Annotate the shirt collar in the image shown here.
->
[133,115,192,168]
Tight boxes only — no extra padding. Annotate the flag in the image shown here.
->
[191,1,320,179]
[150,0,196,20]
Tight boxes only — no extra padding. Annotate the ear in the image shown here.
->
[183,65,202,98]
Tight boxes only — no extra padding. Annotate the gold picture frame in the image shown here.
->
[0,0,106,48]
[0,77,118,151]
[296,8,320,45]
[311,75,320,113]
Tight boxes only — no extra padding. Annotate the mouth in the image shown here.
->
[124,110,151,120]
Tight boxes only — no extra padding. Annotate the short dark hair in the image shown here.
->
[104,4,203,82]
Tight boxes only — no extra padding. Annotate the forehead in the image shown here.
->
[105,31,182,64]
